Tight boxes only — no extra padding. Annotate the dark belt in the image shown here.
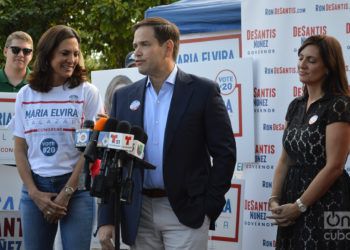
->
[142,188,167,198]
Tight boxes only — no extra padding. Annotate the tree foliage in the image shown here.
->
[0,0,176,72]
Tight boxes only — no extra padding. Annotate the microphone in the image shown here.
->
[82,117,107,190]
[91,121,133,202]
[97,118,120,154]
[106,121,134,152]
[75,119,94,190]
[75,120,94,151]
[83,117,108,163]
[90,118,119,198]
[105,121,133,189]
[121,125,148,204]
[128,126,147,160]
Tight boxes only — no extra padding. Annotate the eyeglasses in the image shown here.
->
[8,46,33,56]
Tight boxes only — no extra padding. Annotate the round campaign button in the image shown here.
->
[130,100,141,111]
[309,115,318,125]
[40,138,58,156]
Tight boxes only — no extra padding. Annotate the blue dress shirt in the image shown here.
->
[143,66,178,189]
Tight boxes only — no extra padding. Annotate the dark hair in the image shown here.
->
[28,25,87,92]
[133,17,180,61]
[298,35,349,96]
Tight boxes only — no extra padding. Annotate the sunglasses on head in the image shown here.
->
[8,46,33,56]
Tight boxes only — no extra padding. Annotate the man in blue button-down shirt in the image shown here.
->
[98,17,236,250]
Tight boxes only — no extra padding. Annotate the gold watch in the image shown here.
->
[64,186,75,197]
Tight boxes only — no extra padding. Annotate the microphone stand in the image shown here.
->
[111,154,155,250]
[114,170,122,250]
[110,152,123,250]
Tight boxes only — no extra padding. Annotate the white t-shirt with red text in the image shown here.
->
[13,82,103,177]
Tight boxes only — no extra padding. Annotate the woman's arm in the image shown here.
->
[51,154,85,205]
[14,136,38,196]
[48,152,85,223]
[269,120,291,211]
[299,122,350,206]
[268,147,292,226]
[270,148,290,203]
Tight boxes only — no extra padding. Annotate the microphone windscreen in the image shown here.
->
[94,117,108,131]
[102,118,119,132]
[91,159,101,177]
[82,120,94,129]
[130,126,147,144]
[116,121,131,133]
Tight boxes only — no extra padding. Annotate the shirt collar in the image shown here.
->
[0,68,8,83]
[0,67,31,83]
[146,65,178,88]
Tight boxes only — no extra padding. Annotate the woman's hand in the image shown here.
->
[267,202,301,227]
[268,199,287,226]
[268,199,280,212]
[46,190,73,223]
[29,189,67,223]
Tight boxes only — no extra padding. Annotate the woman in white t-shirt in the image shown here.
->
[13,25,103,250]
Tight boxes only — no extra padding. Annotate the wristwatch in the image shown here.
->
[296,198,307,213]
[64,186,75,197]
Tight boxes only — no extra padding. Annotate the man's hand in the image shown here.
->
[98,225,115,250]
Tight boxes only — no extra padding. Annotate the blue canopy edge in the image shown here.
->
[145,0,241,34]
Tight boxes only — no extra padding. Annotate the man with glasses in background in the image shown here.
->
[0,31,33,92]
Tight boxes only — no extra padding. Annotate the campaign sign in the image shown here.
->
[0,93,17,165]
[208,179,244,250]
[0,211,23,250]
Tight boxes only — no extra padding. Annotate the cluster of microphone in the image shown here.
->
[75,117,150,204]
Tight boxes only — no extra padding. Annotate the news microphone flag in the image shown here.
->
[128,126,147,159]
[106,131,134,151]
[97,118,119,148]
[75,120,94,150]
[83,117,108,163]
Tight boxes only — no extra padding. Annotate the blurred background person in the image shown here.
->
[124,51,136,68]
[104,74,133,115]
[12,25,103,250]
[0,31,33,92]
[268,35,350,249]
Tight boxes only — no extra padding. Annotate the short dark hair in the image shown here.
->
[133,17,180,61]
[298,35,349,96]
[28,25,87,92]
